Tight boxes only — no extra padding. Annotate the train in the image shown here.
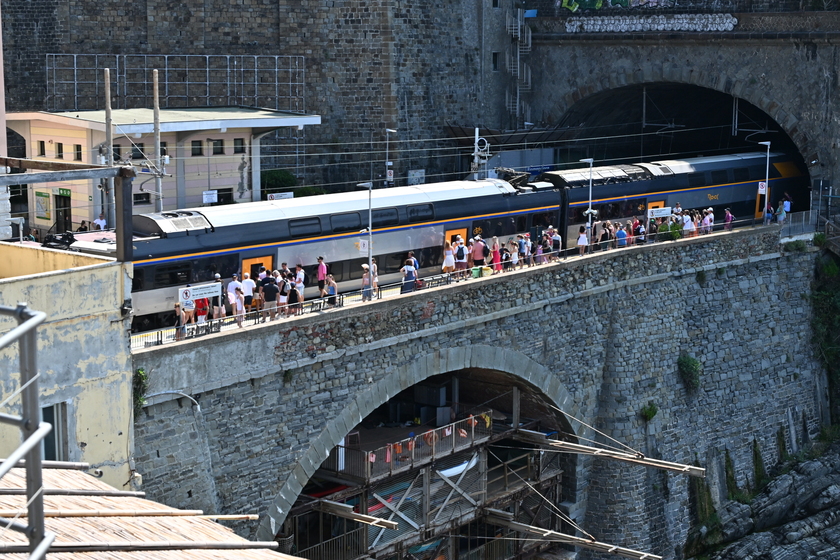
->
[69,151,809,331]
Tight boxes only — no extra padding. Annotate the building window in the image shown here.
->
[113,145,122,161]
[160,141,168,157]
[492,52,500,72]
[55,142,64,159]
[234,138,246,154]
[211,139,224,155]
[74,144,83,161]
[37,140,46,157]
[42,403,68,461]
[131,143,145,160]
[191,140,203,156]
[133,192,152,205]
[214,188,234,205]
[492,0,499,7]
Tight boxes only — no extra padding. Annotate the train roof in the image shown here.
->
[541,151,784,187]
[133,179,516,235]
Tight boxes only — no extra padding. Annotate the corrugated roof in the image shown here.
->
[0,465,301,560]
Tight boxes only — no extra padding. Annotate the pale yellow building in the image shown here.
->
[0,242,134,490]
[6,107,320,236]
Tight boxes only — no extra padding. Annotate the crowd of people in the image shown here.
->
[169,197,791,338]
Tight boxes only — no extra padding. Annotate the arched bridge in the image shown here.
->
[131,228,825,560]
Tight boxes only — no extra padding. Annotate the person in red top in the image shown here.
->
[195,296,210,334]
[317,256,328,298]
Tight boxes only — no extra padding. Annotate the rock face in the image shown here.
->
[711,445,840,559]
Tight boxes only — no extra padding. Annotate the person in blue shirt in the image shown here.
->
[615,224,628,247]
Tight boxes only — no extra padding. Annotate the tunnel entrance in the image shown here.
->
[553,83,807,173]
[284,369,578,560]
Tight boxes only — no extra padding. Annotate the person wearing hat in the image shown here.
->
[212,273,227,323]
[524,232,534,266]
[471,235,487,267]
[361,263,372,301]
[227,273,242,318]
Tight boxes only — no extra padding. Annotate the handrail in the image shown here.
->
[0,303,54,560]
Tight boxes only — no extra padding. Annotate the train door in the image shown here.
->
[242,255,274,278]
[446,227,467,244]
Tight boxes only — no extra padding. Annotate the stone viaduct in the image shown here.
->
[131,228,827,559]
[2,3,839,186]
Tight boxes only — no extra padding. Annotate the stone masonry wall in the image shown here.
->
[133,228,826,559]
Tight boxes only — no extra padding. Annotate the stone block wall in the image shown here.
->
[133,229,827,558]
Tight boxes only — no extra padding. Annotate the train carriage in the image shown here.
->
[66,151,808,332]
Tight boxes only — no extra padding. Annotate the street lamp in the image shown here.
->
[385,129,397,187]
[580,158,595,251]
[758,141,771,223]
[357,182,374,297]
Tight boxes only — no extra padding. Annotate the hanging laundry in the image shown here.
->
[369,453,376,462]
[444,427,452,437]
[458,428,468,438]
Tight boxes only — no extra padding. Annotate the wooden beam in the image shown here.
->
[515,430,705,478]
[318,500,399,530]
[485,509,662,560]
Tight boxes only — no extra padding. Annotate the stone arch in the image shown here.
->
[256,344,584,540]
[556,62,820,172]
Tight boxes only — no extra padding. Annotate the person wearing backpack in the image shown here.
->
[278,274,291,316]
[454,236,468,280]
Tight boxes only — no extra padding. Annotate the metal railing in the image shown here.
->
[825,219,840,257]
[0,303,56,560]
[130,275,456,351]
[779,210,816,238]
[297,526,366,560]
[463,531,516,560]
[321,412,494,482]
[486,451,535,496]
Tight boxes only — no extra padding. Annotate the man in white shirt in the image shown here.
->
[227,274,242,317]
[93,213,107,230]
[241,272,257,313]
[295,264,305,292]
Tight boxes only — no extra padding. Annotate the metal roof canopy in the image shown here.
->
[0,158,135,186]
[7,106,321,135]
[515,429,705,478]
[484,508,662,560]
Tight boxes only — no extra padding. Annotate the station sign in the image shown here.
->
[648,207,672,218]
[179,282,221,303]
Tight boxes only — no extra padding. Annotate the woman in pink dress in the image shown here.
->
[491,236,502,273]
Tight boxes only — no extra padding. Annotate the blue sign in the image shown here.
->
[527,165,554,174]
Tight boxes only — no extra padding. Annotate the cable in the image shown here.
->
[486,448,593,541]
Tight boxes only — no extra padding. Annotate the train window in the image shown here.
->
[407,204,434,223]
[331,212,362,233]
[154,264,191,288]
[749,167,765,180]
[346,258,368,280]
[531,211,557,231]
[733,168,750,182]
[516,215,527,231]
[471,217,517,239]
[289,217,322,238]
[373,208,399,227]
[688,173,705,187]
[383,252,407,274]
[132,268,146,291]
[711,170,728,185]
[193,254,240,282]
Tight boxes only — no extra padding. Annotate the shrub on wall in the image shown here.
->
[640,402,658,422]
[678,355,702,391]
[133,367,149,415]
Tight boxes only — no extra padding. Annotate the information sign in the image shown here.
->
[179,282,221,303]
[267,192,294,200]
[758,181,767,194]
[648,207,672,219]
[58,188,72,197]
[202,190,218,204]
